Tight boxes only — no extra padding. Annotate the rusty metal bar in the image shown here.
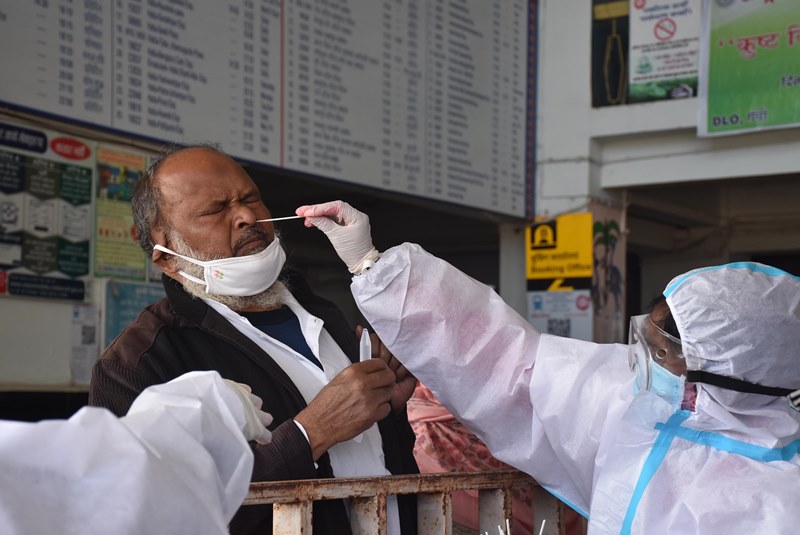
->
[245,470,535,504]
[351,494,387,535]
[417,492,451,535]
[244,470,566,534]
[272,501,311,533]
[478,487,512,534]
[532,485,563,535]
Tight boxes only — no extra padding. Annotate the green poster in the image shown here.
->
[700,0,800,136]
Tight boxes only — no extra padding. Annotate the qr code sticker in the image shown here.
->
[82,325,96,345]
[547,318,571,338]
[1,202,19,225]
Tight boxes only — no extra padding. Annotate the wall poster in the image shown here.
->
[699,0,800,136]
[95,145,150,280]
[0,120,94,301]
[629,0,701,103]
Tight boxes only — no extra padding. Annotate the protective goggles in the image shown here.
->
[627,314,684,391]
[628,314,798,402]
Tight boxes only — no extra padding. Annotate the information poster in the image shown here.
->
[103,279,165,348]
[71,304,99,384]
[629,0,701,102]
[0,121,94,301]
[527,290,593,341]
[95,145,149,280]
[0,0,531,217]
[699,0,800,136]
[526,212,594,341]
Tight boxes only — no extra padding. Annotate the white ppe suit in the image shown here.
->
[351,243,800,534]
[0,371,261,535]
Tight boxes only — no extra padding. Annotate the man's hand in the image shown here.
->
[294,359,395,461]
[356,325,416,413]
[295,200,380,274]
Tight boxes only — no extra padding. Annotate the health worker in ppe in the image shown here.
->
[0,371,272,535]
[295,200,800,535]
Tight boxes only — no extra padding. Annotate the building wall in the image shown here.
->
[536,0,800,312]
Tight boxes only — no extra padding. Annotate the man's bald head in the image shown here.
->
[131,143,226,256]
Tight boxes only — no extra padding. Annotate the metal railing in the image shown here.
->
[245,470,566,534]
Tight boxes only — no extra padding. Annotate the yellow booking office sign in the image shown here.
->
[526,212,593,291]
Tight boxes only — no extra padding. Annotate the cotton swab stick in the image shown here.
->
[256,215,304,222]
[495,518,512,535]
[538,519,546,535]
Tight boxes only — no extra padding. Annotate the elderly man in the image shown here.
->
[89,146,418,535]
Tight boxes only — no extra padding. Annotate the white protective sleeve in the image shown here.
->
[0,371,254,535]
[351,243,632,513]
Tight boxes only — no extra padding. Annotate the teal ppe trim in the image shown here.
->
[655,424,800,463]
[663,262,799,298]
[620,411,690,535]
[621,410,800,534]
[540,486,589,519]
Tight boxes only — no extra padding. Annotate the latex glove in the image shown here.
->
[296,200,380,274]
[223,380,273,445]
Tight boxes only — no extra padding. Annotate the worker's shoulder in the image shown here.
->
[99,297,178,368]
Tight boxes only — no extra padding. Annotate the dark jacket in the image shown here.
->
[89,271,418,535]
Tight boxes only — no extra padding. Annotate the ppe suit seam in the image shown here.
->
[620,412,690,535]
[664,262,800,298]
[663,427,800,463]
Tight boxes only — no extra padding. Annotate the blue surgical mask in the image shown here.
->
[648,363,685,411]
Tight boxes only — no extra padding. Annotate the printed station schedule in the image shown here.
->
[1,0,529,216]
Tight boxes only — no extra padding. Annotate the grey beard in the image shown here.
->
[166,229,288,312]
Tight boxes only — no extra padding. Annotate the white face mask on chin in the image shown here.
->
[153,237,286,296]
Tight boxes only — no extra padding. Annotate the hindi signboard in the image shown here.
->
[699,0,800,136]
[526,212,594,341]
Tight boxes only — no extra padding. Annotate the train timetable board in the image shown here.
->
[0,0,532,217]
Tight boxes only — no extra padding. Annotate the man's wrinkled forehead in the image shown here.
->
[155,149,256,205]
[156,147,239,182]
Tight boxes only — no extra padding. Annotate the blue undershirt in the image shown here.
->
[243,307,323,370]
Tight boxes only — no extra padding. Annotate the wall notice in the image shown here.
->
[526,212,594,341]
[0,0,532,217]
[0,121,94,301]
[629,0,701,103]
[71,304,99,385]
[699,0,800,136]
[95,146,149,280]
[103,279,165,348]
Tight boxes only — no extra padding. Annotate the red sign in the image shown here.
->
[576,294,591,311]
[50,137,92,161]
[654,17,677,42]
[634,0,646,9]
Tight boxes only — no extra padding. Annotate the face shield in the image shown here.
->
[628,314,685,393]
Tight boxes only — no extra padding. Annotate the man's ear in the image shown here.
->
[150,228,178,277]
